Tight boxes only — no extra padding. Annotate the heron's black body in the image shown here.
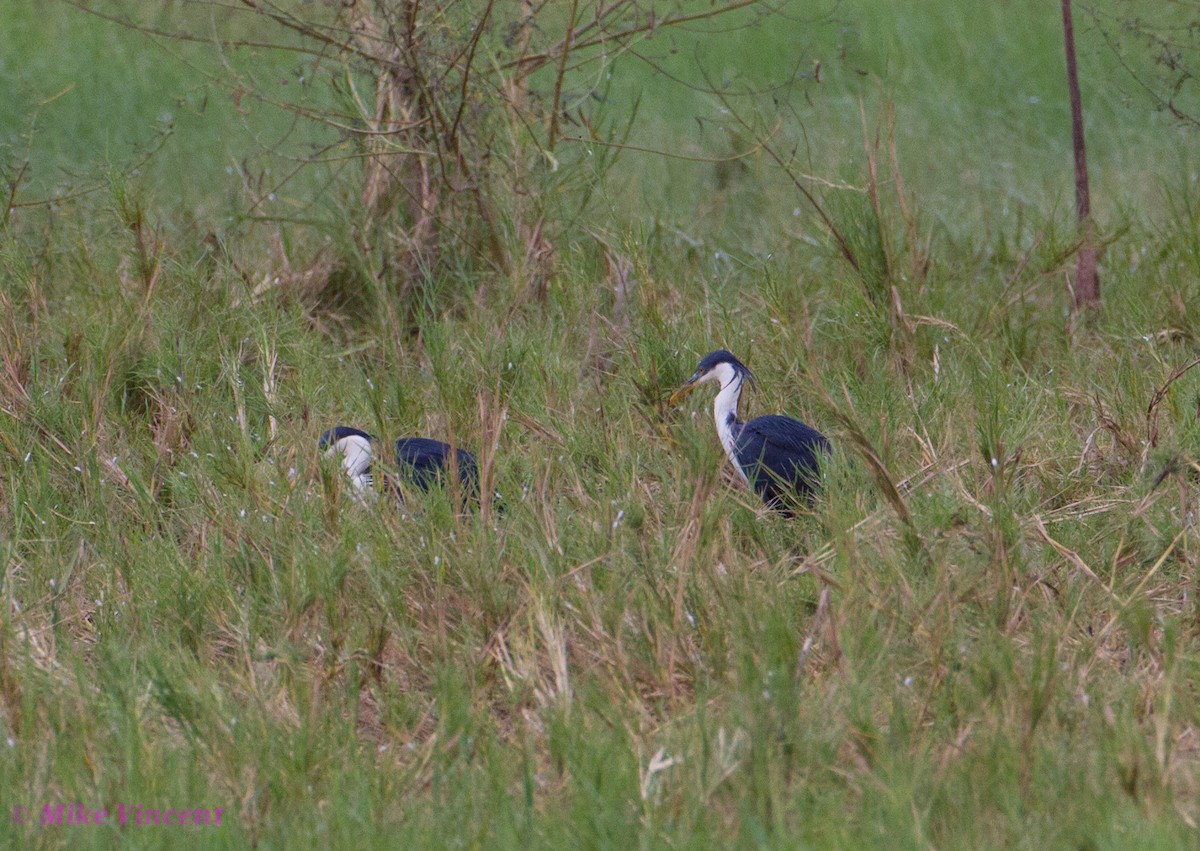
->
[393,437,479,495]
[319,426,481,504]
[673,350,830,514]
[731,414,830,511]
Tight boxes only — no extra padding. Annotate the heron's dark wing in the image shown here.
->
[738,415,831,508]
[394,438,479,495]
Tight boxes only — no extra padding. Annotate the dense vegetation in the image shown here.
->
[3,1,1200,847]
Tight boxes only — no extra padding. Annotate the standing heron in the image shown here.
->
[319,425,481,505]
[670,350,830,513]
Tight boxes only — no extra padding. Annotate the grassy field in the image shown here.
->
[4,0,1200,848]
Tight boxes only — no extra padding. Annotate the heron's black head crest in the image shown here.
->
[696,349,741,371]
[318,425,376,449]
[694,350,756,385]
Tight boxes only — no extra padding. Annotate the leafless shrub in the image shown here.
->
[74,0,788,321]
[1089,2,1200,131]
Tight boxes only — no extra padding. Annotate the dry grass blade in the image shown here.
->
[1029,514,1110,591]
[1146,356,1200,450]
[796,586,842,676]
[1089,529,1187,649]
[0,291,32,412]
[475,389,507,518]
[827,386,913,532]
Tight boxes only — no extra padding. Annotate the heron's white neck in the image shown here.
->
[709,363,748,483]
[329,434,374,490]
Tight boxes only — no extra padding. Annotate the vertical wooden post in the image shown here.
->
[1061,0,1100,309]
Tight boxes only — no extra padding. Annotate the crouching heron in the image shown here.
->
[319,425,483,507]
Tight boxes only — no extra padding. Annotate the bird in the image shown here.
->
[318,425,482,506]
[670,350,831,513]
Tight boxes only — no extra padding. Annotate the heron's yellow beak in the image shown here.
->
[668,371,703,406]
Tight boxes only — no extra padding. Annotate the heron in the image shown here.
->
[670,350,830,513]
[319,425,482,505]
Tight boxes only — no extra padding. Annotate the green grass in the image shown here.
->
[3,0,1200,848]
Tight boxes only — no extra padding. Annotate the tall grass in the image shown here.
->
[3,1,1200,848]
